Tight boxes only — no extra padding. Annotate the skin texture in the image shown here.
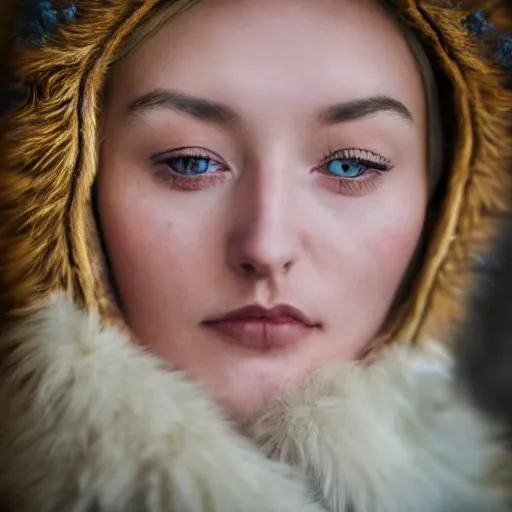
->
[97,0,428,420]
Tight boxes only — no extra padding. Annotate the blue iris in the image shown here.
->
[170,157,220,175]
[326,159,367,178]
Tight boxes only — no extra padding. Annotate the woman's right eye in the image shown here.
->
[164,156,222,176]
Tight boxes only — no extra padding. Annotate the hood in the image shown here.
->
[0,1,512,511]
[0,0,511,345]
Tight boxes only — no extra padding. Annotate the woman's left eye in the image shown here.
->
[165,156,222,176]
[323,159,369,178]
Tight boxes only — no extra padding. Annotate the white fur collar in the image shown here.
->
[0,294,509,512]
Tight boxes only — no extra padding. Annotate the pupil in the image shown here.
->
[188,158,206,173]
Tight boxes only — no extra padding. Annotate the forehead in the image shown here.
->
[111,0,424,122]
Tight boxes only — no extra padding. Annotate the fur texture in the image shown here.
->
[0,0,511,345]
[0,294,510,512]
[247,344,512,511]
[0,294,324,512]
[456,217,512,427]
[0,1,512,511]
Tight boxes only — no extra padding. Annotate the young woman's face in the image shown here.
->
[98,0,428,419]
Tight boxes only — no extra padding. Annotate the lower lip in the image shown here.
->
[204,318,315,350]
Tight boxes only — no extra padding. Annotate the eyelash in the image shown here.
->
[152,146,393,194]
[152,147,228,190]
[316,148,393,195]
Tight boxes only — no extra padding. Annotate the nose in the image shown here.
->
[227,167,299,279]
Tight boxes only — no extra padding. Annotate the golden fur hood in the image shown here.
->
[0,1,512,511]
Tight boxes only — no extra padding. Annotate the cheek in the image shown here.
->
[317,200,424,281]
[96,168,224,325]
[363,206,425,279]
[350,179,425,276]
[311,186,426,344]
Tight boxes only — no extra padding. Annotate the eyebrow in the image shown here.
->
[127,89,413,126]
[319,95,414,125]
[127,89,237,125]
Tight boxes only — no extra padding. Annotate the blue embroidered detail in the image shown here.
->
[463,10,512,69]
[62,3,77,22]
[463,10,495,36]
[16,0,77,46]
[496,35,512,68]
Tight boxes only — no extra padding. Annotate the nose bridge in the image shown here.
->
[228,161,298,277]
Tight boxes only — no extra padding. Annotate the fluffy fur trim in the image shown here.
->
[246,345,512,511]
[0,294,510,512]
[0,294,323,512]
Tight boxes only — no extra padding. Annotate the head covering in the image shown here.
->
[0,1,511,511]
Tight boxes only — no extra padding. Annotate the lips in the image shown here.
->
[202,305,320,350]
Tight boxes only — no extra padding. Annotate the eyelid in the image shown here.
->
[314,147,392,196]
[151,146,226,164]
[318,170,383,196]
[151,147,229,190]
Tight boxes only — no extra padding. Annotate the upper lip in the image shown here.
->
[203,304,319,328]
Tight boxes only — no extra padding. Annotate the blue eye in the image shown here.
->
[167,156,221,176]
[325,159,368,178]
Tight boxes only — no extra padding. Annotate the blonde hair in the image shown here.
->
[108,0,443,193]
[398,20,445,195]
[111,1,200,65]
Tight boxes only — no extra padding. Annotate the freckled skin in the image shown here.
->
[97,0,428,420]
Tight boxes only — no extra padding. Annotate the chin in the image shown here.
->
[208,360,292,422]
